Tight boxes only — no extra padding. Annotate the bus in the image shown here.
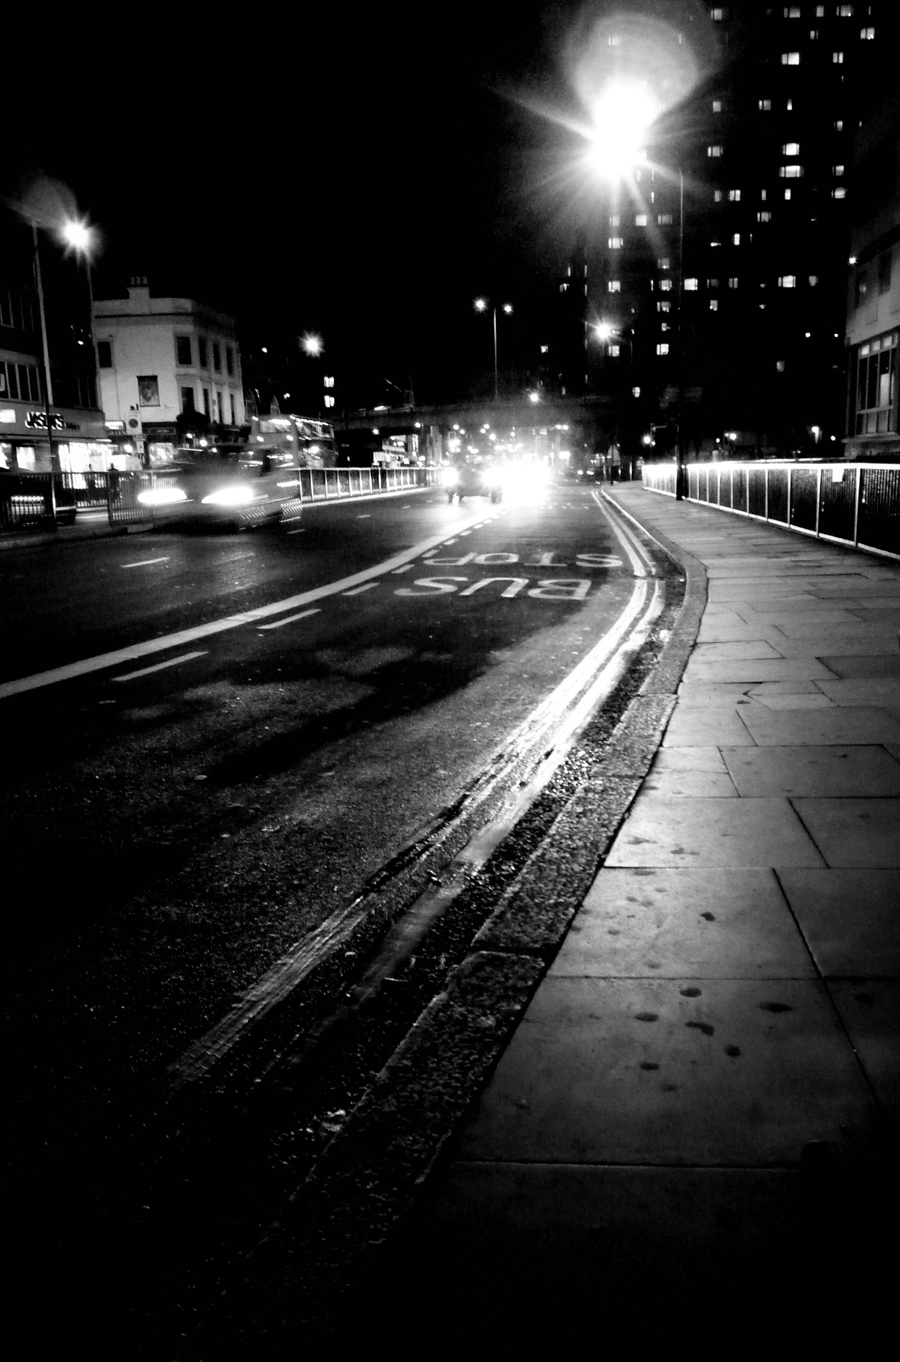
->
[247,414,338,467]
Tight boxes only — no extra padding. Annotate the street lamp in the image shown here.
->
[474,297,513,401]
[61,218,98,421]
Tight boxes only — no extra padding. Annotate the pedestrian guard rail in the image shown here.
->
[642,461,900,561]
[108,464,438,526]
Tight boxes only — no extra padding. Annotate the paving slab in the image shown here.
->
[738,705,900,747]
[749,693,837,710]
[827,980,900,1118]
[662,708,755,746]
[821,654,900,679]
[682,657,842,683]
[675,682,756,708]
[721,745,900,797]
[454,978,875,1165]
[815,679,900,708]
[650,747,731,773]
[551,868,816,978]
[693,641,786,660]
[777,868,900,977]
[605,795,825,867]
[791,797,900,867]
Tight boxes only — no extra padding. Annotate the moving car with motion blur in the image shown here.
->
[443,459,504,504]
[136,446,304,530]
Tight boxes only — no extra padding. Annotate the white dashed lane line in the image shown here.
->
[113,651,208,682]
[258,608,321,632]
[121,557,170,569]
[342,583,380,596]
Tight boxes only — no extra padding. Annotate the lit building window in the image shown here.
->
[710,300,719,311]
[833,165,845,176]
[728,189,741,201]
[816,4,824,14]
[660,323,670,332]
[684,278,699,291]
[729,277,739,288]
[609,237,624,249]
[658,258,671,270]
[657,214,674,225]
[608,280,621,292]
[784,189,792,199]
[733,233,741,245]
[559,283,568,293]
[656,343,670,355]
[635,214,648,226]
[713,100,723,111]
[660,279,673,291]
[609,215,620,227]
[707,279,720,289]
[833,51,844,63]
[786,99,793,110]
[780,165,803,178]
[761,189,768,201]
[834,120,844,131]
[854,332,899,436]
[837,5,853,15]
[778,275,797,288]
[757,211,772,222]
[832,187,847,199]
[608,33,622,46]
[759,99,772,111]
[711,8,725,20]
[657,301,671,312]
[781,52,801,65]
[809,28,819,39]
[860,27,875,39]
[782,142,800,155]
[783,6,800,15]
[809,275,819,286]
[609,343,621,355]
[707,145,723,157]
[714,190,723,202]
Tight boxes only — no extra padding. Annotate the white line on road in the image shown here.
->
[121,557,170,569]
[391,565,413,573]
[357,514,371,518]
[257,608,321,631]
[343,583,379,596]
[112,651,208,682]
[0,509,489,700]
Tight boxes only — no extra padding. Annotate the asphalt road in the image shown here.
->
[3,475,657,1350]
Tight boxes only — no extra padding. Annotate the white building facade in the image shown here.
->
[93,279,245,463]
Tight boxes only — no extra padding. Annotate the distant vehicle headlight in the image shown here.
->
[137,487,188,505]
[201,484,258,506]
[442,467,458,486]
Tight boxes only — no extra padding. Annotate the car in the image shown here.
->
[136,447,303,530]
[443,461,503,504]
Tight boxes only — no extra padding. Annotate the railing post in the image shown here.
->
[815,465,822,539]
[852,465,861,546]
[764,465,769,522]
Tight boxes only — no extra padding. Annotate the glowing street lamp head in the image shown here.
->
[587,81,660,181]
[61,218,94,254]
[474,297,488,312]
[301,333,323,356]
[594,320,616,342]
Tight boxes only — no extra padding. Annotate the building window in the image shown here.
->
[216,391,224,423]
[230,393,237,424]
[710,300,719,311]
[778,275,797,288]
[855,333,898,435]
[559,283,568,293]
[860,26,874,39]
[707,145,723,157]
[137,375,160,405]
[684,278,698,291]
[714,190,723,202]
[635,214,648,226]
[181,387,195,412]
[658,257,671,270]
[837,5,853,15]
[809,276,818,286]
[712,100,723,112]
[809,28,819,39]
[608,216,620,228]
[656,343,670,355]
[758,211,772,222]
[728,190,741,202]
[609,343,621,356]
[832,51,844,62]
[226,346,234,376]
[832,187,847,199]
[198,337,208,367]
[608,237,624,249]
[175,335,192,366]
[816,5,824,14]
[781,52,800,65]
[833,165,845,176]
[707,278,720,290]
[761,189,768,201]
[783,5,800,15]
[878,253,893,295]
[97,340,112,368]
[608,281,621,293]
[212,343,221,372]
[782,143,800,156]
[784,188,793,199]
[729,278,739,289]
[657,301,671,312]
[711,7,725,19]
[758,99,772,111]
[660,278,673,291]
[733,234,741,245]
[780,165,803,178]
[202,388,210,416]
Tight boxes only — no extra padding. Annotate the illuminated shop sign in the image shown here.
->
[25,411,65,431]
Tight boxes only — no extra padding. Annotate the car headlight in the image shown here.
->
[137,487,188,505]
[442,468,458,486]
[201,484,258,506]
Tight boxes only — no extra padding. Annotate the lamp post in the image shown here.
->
[474,297,513,401]
[584,84,686,496]
[61,218,97,421]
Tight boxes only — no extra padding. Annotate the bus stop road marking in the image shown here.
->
[112,651,208,682]
[343,583,379,596]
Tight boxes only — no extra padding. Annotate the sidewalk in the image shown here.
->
[396,485,900,1335]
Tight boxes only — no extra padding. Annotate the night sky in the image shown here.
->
[4,2,719,404]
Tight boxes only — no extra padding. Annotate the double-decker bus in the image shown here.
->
[248,414,338,467]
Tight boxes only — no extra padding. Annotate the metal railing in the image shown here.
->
[642,461,900,560]
[0,472,55,530]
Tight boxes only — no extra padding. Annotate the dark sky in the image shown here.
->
[4,2,717,401]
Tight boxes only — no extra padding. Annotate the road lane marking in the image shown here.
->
[121,557,170,569]
[0,509,489,700]
[258,608,321,631]
[342,583,379,596]
[112,651,208,682]
[357,514,371,518]
[391,565,413,573]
